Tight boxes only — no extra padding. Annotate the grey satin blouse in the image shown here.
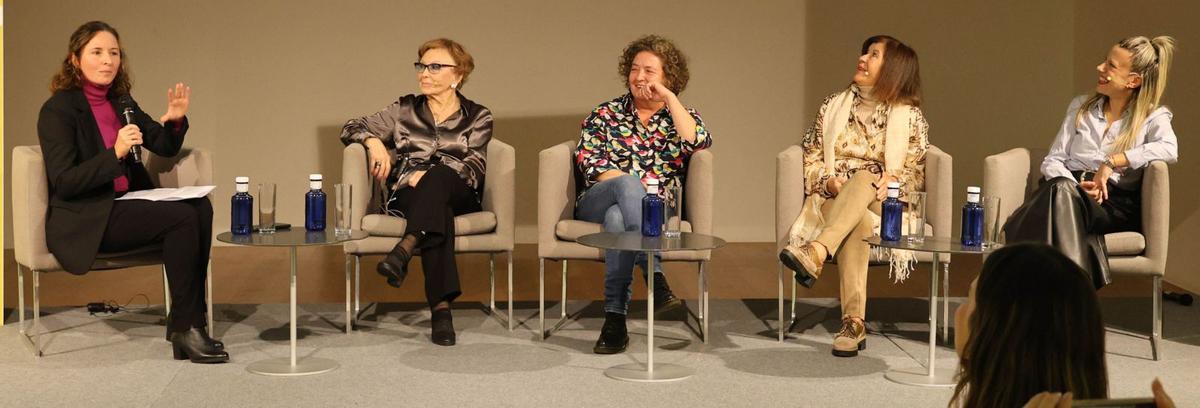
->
[340,93,493,195]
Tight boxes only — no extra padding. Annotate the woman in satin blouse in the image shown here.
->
[339,38,493,346]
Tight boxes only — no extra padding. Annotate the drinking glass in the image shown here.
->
[335,183,353,237]
[257,183,276,234]
[981,195,1002,249]
[664,182,682,238]
[905,192,927,244]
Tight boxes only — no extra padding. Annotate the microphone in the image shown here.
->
[118,96,141,163]
[1164,291,1194,306]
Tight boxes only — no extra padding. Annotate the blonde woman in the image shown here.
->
[1006,36,1177,288]
[779,35,928,357]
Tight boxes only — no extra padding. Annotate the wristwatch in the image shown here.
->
[1102,155,1117,169]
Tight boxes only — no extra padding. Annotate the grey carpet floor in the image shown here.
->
[1,297,1197,407]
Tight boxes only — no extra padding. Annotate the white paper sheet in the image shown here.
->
[115,186,216,201]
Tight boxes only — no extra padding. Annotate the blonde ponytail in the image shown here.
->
[1108,36,1175,154]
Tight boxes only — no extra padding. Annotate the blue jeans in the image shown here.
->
[575,175,664,315]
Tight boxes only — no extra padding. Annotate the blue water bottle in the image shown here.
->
[961,186,983,246]
[305,174,326,231]
[231,176,253,235]
[642,178,664,237]
[880,182,903,241]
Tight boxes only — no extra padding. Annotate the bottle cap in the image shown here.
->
[967,186,981,193]
[309,174,323,181]
[647,178,659,186]
[235,176,249,184]
[887,182,900,189]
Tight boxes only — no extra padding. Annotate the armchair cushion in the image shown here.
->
[554,219,693,242]
[361,212,497,237]
[1104,232,1146,256]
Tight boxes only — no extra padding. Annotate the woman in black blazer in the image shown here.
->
[37,21,227,363]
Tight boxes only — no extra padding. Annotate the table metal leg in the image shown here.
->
[883,255,955,387]
[605,251,693,382]
[246,246,338,376]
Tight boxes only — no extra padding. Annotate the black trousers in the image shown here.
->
[386,165,482,307]
[100,197,213,333]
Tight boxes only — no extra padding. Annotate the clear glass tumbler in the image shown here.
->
[335,183,353,237]
[905,191,927,244]
[257,182,276,234]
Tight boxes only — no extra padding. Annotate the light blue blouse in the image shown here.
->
[1041,95,1178,189]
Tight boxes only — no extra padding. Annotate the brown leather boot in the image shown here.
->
[779,242,827,288]
[832,317,867,357]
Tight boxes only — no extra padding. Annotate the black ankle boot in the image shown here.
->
[170,327,230,364]
[593,312,629,354]
[376,246,412,288]
[431,308,456,346]
[650,274,683,314]
[164,315,223,350]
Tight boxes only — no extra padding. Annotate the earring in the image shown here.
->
[864,71,870,76]
[451,82,458,89]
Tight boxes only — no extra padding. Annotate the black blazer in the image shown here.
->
[37,88,188,274]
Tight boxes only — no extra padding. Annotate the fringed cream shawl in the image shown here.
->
[787,88,919,283]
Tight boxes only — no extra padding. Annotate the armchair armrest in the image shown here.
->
[538,141,577,257]
[925,145,953,239]
[983,147,1031,225]
[685,149,714,235]
[341,143,372,230]
[1141,161,1169,275]
[483,139,516,250]
[775,145,805,250]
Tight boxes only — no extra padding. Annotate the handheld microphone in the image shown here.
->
[118,96,141,163]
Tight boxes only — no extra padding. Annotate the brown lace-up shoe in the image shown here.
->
[779,242,826,288]
[832,318,867,357]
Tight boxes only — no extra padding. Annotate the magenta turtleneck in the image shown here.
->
[83,81,129,192]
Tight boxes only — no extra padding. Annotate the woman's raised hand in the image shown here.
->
[160,82,191,123]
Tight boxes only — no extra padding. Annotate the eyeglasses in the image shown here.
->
[413,62,456,74]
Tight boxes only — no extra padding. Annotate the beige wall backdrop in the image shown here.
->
[4,1,1198,292]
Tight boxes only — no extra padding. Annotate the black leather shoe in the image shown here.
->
[376,248,411,288]
[170,328,230,364]
[431,308,456,346]
[650,274,684,315]
[165,315,223,350]
[593,312,629,354]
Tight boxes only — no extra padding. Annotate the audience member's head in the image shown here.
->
[951,243,1107,408]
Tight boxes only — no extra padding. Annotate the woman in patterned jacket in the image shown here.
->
[575,35,713,354]
[779,35,929,358]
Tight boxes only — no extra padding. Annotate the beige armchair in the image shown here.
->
[11,145,215,357]
[984,147,1169,360]
[340,140,516,331]
[537,140,714,340]
[775,145,954,342]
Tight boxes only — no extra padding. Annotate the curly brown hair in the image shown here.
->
[49,21,132,95]
[618,35,690,95]
[418,38,475,90]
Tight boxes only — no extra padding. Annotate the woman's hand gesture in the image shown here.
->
[160,82,191,123]
[364,137,392,183]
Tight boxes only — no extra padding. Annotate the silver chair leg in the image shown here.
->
[1152,276,1162,361]
[507,251,514,332]
[489,254,496,314]
[18,265,40,356]
[561,260,568,319]
[699,261,709,343]
[33,269,43,356]
[778,263,785,342]
[791,273,797,322]
[942,261,950,343]
[162,266,171,315]
[539,258,546,340]
[354,256,361,326]
[345,255,353,334]
[206,261,214,336]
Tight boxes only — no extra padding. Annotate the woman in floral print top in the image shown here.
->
[574,35,712,355]
[779,35,929,359]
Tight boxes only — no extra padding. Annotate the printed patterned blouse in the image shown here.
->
[575,93,712,197]
[801,86,929,200]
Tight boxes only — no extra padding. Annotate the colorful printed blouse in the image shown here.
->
[576,93,712,196]
[801,86,929,200]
